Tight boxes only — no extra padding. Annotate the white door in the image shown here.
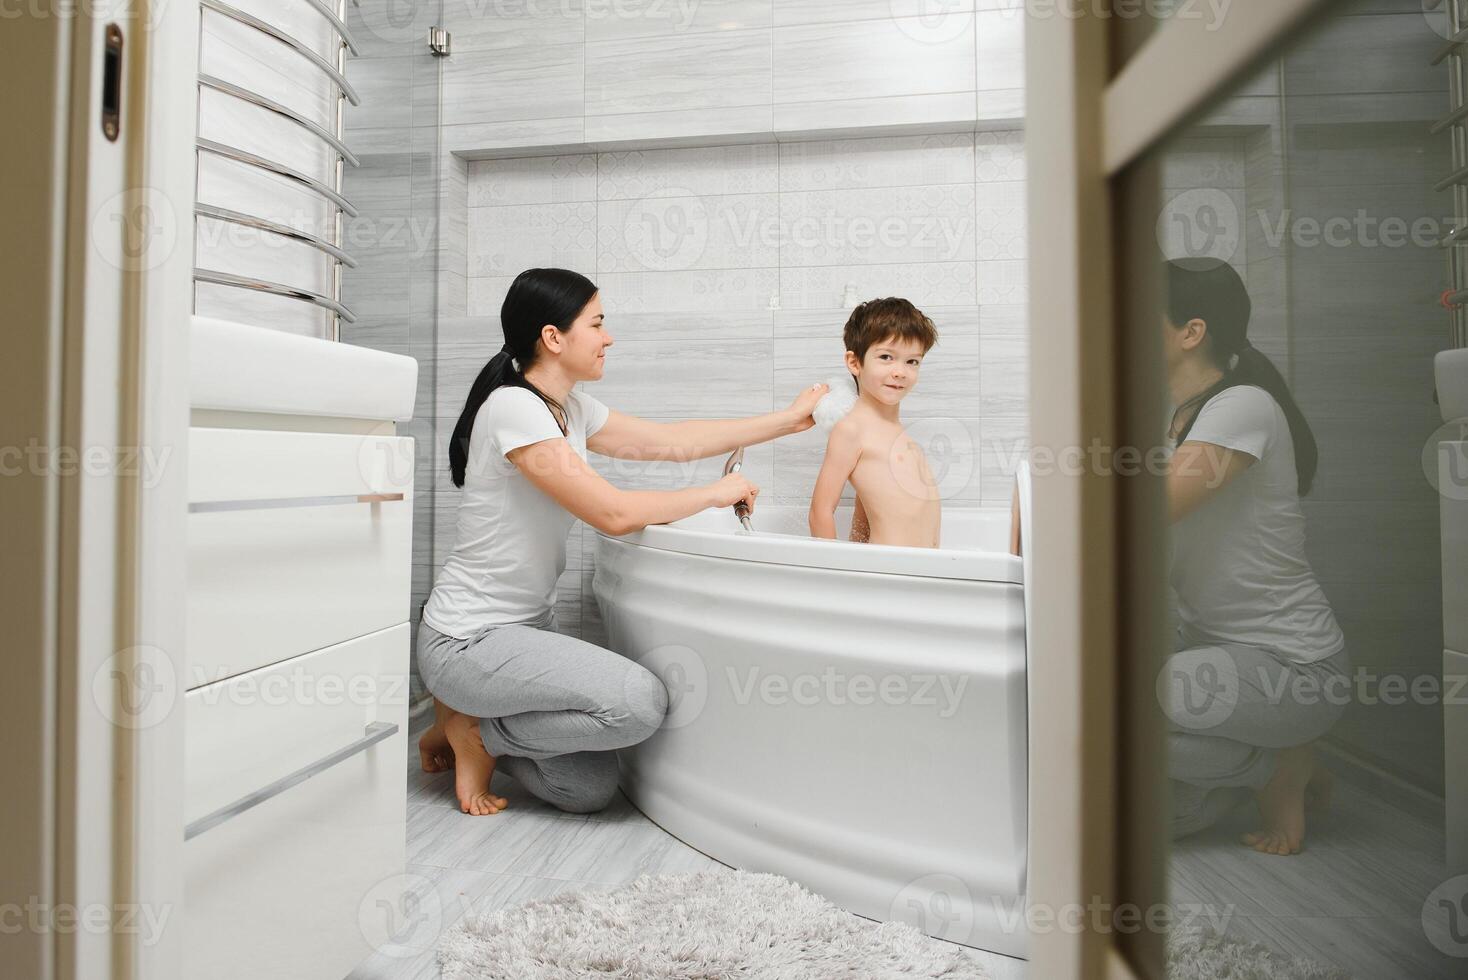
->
[0,2,196,978]
[1024,1,1463,977]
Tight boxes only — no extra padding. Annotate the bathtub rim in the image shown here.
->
[597,520,1023,585]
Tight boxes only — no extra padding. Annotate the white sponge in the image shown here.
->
[812,375,858,432]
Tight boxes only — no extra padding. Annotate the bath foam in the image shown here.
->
[812,375,858,432]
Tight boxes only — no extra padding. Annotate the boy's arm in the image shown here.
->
[809,422,861,540]
[849,495,870,543]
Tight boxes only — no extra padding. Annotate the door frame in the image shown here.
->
[0,1,195,977]
[1022,1,1332,976]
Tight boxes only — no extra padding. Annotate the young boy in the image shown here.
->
[809,297,941,549]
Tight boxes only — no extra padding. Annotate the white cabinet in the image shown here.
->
[182,421,414,979]
[182,624,409,980]
[187,428,413,686]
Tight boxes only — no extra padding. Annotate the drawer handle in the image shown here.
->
[189,492,405,514]
[185,721,398,841]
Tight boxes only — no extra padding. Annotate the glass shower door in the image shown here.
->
[341,0,444,706]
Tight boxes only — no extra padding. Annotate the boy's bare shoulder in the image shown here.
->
[828,413,866,444]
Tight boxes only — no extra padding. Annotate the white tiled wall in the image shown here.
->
[435,0,1024,154]
[433,132,1029,643]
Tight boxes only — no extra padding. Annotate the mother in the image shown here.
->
[1160,258,1347,855]
[416,267,829,816]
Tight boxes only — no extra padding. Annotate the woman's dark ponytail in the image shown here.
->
[448,268,599,488]
[1230,343,1318,495]
[448,350,520,488]
[1165,258,1319,496]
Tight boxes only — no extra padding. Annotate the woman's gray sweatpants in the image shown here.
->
[1161,641,1350,838]
[416,621,669,814]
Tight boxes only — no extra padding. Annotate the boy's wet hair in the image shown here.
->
[842,297,938,365]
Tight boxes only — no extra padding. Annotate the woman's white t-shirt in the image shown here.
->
[1170,384,1344,664]
[422,385,610,639]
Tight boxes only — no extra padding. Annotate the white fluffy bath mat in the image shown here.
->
[437,869,988,979]
[1165,926,1352,980]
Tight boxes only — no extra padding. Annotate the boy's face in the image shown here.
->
[844,334,926,406]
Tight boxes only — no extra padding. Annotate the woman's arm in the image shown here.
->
[1168,440,1256,522]
[587,384,829,462]
[809,422,861,539]
[509,438,757,536]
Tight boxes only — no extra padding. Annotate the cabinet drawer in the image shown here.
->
[187,426,413,687]
[183,623,409,980]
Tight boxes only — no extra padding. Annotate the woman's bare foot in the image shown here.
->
[1242,744,1315,855]
[418,725,454,772]
[442,710,508,816]
[418,698,457,772]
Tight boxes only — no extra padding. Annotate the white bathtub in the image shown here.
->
[592,504,1029,958]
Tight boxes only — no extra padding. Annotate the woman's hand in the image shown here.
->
[706,472,760,514]
[784,382,831,433]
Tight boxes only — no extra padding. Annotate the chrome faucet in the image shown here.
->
[723,447,754,533]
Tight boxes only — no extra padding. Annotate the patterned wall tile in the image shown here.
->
[778,133,976,193]
[468,154,599,207]
[598,192,781,273]
[974,178,1026,261]
[593,268,781,313]
[779,184,977,267]
[599,144,779,199]
[975,130,1025,182]
[468,201,599,277]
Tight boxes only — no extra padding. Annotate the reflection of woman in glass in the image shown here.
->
[1160,258,1347,856]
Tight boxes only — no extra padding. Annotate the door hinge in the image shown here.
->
[429,27,451,57]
